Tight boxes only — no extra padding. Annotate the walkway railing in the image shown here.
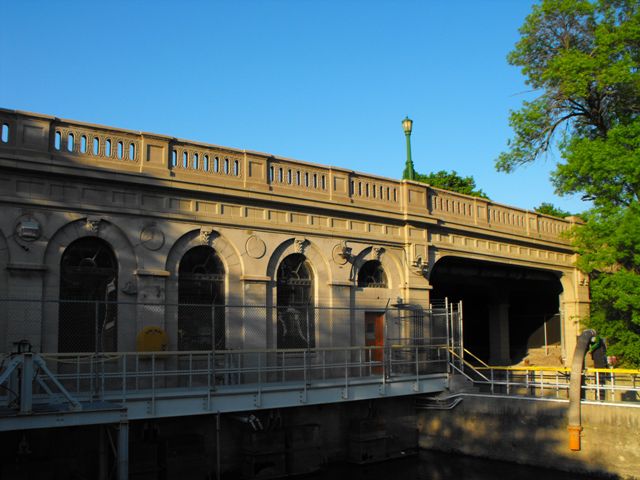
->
[1,344,450,418]
[449,349,640,404]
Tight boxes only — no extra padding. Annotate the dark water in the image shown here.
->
[310,451,602,480]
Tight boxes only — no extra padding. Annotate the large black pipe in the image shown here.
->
[568,329,596,451]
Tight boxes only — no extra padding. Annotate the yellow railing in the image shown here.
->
[450,348,640,403]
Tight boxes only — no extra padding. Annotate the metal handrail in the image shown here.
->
[2,344,450,408]
[448,349,640,404]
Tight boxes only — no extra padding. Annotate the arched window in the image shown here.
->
[276,254,314,348]
[58,238,118,352]
[357,260,387,288]
[178,246,225,350]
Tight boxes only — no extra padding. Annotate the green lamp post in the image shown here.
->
[401,116,416,181]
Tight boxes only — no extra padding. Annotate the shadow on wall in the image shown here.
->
[418,397,630,479]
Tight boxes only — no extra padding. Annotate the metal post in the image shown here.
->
[94,301,100,398]
[459,300,464,373]
[306,305,310,350]
[95,301,99,354]
[445,298,451,373]
[19,353,33,414]
[216,412,222,480]
[151,353,156,415]
[544,317,548,356]
[98,426,108,480]
[117,421,129,480]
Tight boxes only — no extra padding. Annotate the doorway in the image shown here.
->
[365,312,384,373]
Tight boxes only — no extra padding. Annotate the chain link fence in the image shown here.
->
[0,298,453,354]
[0,299,458,404]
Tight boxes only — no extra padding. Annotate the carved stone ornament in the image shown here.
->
[293,237,307,254]
[200,227,214,245]
[120,279,138,295]
[15,215,41,242]
[140,224,165,251]
[85,216,102,233]
[578,271,590,287]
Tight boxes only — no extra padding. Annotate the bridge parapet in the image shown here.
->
[0,108,573,244]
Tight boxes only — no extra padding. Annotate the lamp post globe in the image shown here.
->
[401,116,416,181]
[402,116,413,135]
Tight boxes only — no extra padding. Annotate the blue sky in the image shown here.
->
[1,0,588,213]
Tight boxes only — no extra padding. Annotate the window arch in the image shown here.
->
[58,237,118,352]
[276,253,314,348]
[357,260,387,288]
[178,246,225,350]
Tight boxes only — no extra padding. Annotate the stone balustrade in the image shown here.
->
[0,108,573,244]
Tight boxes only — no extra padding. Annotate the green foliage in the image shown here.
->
[554,118,640,208]
[534,202,573,218]
[414,170,489,199]
[496,0,639,173]
[499,0,640,365]
[573,204,640,365]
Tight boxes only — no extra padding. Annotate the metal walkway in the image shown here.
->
[0,344,449,478]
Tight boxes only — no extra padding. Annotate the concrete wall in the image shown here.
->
[418,395,640,479]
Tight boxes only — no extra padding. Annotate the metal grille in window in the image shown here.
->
[178,246,225,350]
[59,238,118,353]
[277,254,314,349]
[357,260,387,288]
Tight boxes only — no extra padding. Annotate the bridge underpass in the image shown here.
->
[430,257,563,365]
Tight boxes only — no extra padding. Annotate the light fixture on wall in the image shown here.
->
[332,240,352,264]
[410,255,428,276]
[338,241,352,260]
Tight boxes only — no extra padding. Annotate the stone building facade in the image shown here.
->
[0,109,590,363]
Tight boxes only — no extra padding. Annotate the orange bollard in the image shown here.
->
[568,425,583,451]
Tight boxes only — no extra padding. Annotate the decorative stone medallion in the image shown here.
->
[140,224,165,251]
[15,215,41,242]
[331,242,350,265]
[245,235,267,259]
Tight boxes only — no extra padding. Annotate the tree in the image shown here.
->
[415,170,489,199]
[534,202,573,218]
[497,0,640,365]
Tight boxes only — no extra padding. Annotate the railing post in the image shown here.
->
[303,350,308,402]
[415,345,419,387]
[344,349,349,397]
[491,368,494,395]
[19,353,33,414]
[610,370,615,402]
[121,353,126,403]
